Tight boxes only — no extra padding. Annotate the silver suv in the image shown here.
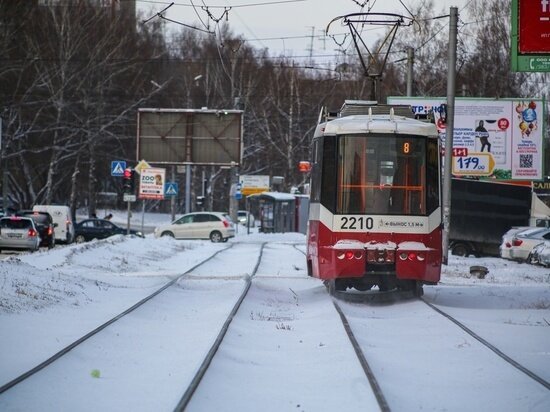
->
[0,216,41,252]
[154,212,235,242]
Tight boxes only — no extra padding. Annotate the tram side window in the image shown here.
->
[310,138,322,203]
[320,137,337,212]
[426,138,439,214]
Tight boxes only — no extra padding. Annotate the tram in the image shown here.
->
[306,102,442,295]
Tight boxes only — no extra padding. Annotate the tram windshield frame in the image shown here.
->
[335,134,439,216]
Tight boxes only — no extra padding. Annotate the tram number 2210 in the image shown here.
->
[340,216,374,230]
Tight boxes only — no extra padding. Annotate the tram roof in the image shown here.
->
[316,114,438,138]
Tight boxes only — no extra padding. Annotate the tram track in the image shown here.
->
[294,243,549,407]
[0,244,243,394]
[173,242,266,411]
[2,241,547,411]
[332,300,391,412]
[334,291,549,410]
[330,289,549,401]
[293,244,391,411]
[420,297,550,391]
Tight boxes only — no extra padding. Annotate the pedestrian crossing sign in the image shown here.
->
[164,182,178,196]
[111,161,126,176]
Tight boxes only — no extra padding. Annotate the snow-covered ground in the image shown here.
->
[0,212,549,411]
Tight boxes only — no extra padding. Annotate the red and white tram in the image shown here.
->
[306,103,442,294]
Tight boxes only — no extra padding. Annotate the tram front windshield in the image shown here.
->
[337,134,438,216]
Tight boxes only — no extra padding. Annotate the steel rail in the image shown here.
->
[173,242,266,411]
[332,300,392,412]
[422,298,550,391]
[0,244,234,395]
[293,244,391,410]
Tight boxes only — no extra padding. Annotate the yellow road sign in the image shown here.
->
[134,159,151,175]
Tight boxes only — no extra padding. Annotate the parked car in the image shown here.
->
[153,212,235,242]
[32,205,75,244]
[74,218,143,243]
[0,216,40,253]
[17,210,56,249]
[501,227,550,262]
[500,227,532,260]
[527,241,550,266]
[238,210,255,227]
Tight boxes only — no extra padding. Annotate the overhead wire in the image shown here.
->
[136,0,306,9]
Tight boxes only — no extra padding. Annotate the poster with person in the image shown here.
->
[387,97,544,180]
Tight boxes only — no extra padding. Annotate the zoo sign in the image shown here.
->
[138,167,166,200]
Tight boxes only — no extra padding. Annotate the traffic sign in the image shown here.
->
[134,159,151,175]
[235,190,242,200]
[111,161,126,176]
[164,182,178,196]
[138,167,166,200]
[123,194,136,202]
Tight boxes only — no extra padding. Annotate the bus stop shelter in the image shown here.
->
[247,192,296,233]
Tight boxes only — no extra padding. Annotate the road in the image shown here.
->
[0,234,549,411]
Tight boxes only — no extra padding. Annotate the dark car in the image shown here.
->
[16,210,56,248]
[74,218,143,243]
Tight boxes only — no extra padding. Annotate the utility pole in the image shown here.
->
[406,47,414,97]
[229,161,239,225]
[170,165,176,221]
[306,26,315,66]
[442,7,458,265]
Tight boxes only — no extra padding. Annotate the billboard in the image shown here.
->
[387,97,545,180]
[512,0,550,72]
[137,109,243,166]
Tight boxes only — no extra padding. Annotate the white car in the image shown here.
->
[0,216,41,253]
[153,212,235,242]
[237,210,255,227]
[500,226,532,260]
[33,205,75,243]
[504,227,550,262]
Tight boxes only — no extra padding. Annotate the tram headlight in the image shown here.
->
[399,252,408,261]
[417,253,426,261]
[345,251,354,260]
[337,252,346,260]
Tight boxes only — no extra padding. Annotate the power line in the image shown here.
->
[136,0,306,8]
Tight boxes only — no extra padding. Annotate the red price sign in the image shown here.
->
[519,0,550,53]
[453,148,468,157]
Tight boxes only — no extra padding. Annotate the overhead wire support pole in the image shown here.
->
[406,46,414,96]
[442,7,458,265]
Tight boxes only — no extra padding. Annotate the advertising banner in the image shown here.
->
[387,97,545,180]
[519,0,550,54]
[138,167,166,200]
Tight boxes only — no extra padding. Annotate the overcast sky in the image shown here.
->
[138,0,470,63]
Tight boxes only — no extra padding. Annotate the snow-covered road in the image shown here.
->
[0,232,549,411]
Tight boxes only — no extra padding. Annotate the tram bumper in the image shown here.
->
[395,242,440,281]
[319,240,440,282]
